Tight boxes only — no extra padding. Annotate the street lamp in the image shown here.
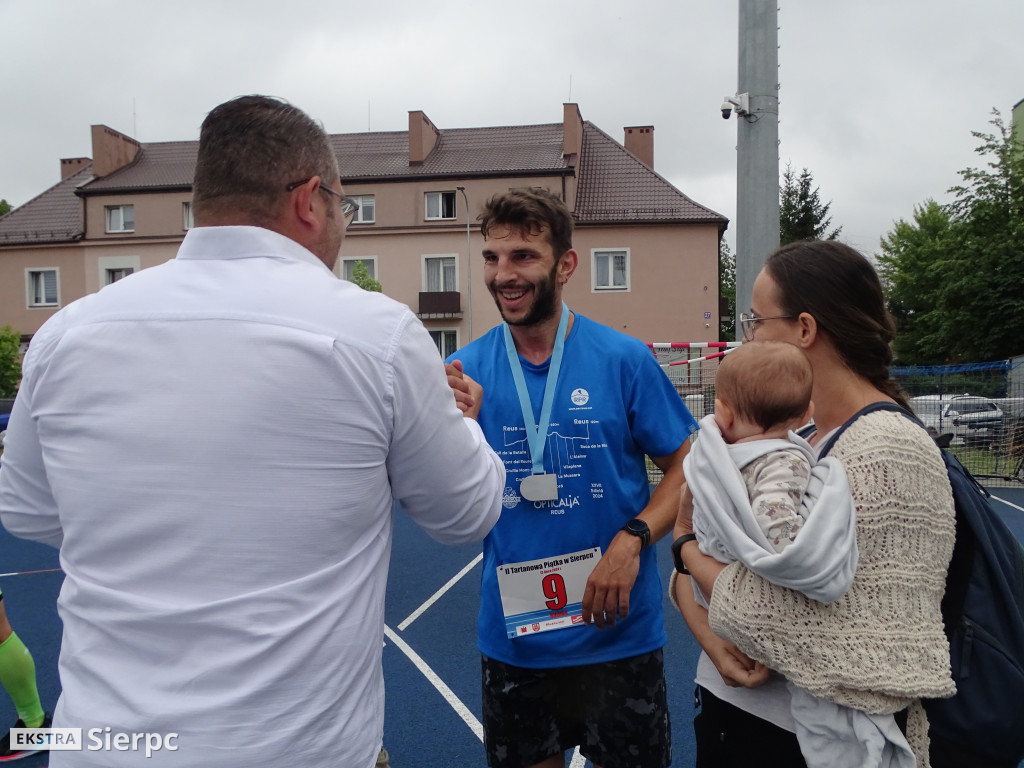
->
[456,186,473,342]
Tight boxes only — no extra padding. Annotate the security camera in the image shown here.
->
[720,93,750,120]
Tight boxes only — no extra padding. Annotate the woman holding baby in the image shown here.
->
[672,240,956,768]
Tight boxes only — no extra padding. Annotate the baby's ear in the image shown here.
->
[713,399,733,430]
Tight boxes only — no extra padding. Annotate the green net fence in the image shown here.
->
[648,346,1024,486]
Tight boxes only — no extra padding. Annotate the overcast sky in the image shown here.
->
[2,0,1021,257]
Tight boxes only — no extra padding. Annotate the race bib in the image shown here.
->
[495,547,602,639]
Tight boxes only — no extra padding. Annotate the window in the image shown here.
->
[106,267,134,284]
[429,330,459,358]
[349,195,375,224]
[105,204,135,233]
[341,257,377,282]
[27,269,59,307]
[592,248,630,291]
[424,256,456,292]
[98,256,141,288]
[183,202,194,230]
[425,191,456,221]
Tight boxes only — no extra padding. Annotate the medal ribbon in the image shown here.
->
[502,302,569,476]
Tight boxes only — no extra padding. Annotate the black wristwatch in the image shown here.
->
[620,518,651,550]
[671,534,699,574]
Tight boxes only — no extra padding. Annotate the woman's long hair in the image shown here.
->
[764,240,909,409]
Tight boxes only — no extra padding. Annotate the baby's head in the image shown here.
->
[713,341,813,443]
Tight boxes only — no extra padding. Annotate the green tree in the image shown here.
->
[719,240,736,341]
[877,201,957,363]
[0,325,22,398]
[943,111,1024,361]
[348,260,382,292]
[879,111,1024,363]
[0,199,10,217]
[779,164,842,244]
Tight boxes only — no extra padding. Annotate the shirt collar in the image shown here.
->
[176,226,331,274]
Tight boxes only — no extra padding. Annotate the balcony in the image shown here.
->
[417,291,462,319]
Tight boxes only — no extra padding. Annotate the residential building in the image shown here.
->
[0,104,727,354]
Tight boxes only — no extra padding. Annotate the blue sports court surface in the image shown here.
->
[2,485,1023,767]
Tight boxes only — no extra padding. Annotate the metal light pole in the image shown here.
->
[730,0,780,339]
[456,186,473,342]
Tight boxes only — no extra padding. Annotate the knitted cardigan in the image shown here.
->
[708,410,956,761]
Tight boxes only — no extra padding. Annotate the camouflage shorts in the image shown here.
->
[481,649,671,768]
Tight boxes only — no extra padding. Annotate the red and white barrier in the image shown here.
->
[647,342,741,368]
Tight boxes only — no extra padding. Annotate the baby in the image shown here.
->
[710,339,816,550]
[685,340,857,606]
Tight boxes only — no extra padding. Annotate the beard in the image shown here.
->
[490,259,561,327]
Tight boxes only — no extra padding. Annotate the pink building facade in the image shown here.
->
[0,104,727,353]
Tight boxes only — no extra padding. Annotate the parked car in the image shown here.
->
[993,397,1024,420]
[910,394,1005,446]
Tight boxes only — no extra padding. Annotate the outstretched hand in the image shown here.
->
[445,360,483,420]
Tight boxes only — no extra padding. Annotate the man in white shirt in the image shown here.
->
[0,95,505,768]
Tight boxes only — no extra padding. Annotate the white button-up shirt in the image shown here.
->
[0,226,504,767]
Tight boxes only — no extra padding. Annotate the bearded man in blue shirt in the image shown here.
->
[448,187,697,768]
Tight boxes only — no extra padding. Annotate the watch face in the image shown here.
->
[623,519,650,548]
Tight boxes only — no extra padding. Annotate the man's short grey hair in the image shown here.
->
[191,95,339,224]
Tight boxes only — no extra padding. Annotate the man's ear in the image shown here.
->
[557,249,579,284]
[287,177,321,231]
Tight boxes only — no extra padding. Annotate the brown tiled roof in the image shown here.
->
[0,116,725,247]
[334,123,568,180]
[85,141,197,191]
[0,165,92,245]
[575,122,726,224]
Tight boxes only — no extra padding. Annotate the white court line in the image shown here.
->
[990,493,1024,514]
[398,553,483,630]
[0,567,62,578]
[383,624,483,741]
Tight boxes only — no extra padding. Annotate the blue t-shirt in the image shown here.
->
[449,314,697,668]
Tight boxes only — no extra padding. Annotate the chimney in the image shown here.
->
[91,125,141,178]
[408,110,440,165]
[563,103,583,165]
[60,157,91,180]
[624,126,654,169]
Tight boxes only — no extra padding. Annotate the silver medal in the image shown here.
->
[520,473,558,501]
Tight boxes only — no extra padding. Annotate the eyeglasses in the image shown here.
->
[739,312,795,342]
[285,178,360,223]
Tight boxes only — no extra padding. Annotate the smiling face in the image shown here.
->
[482,224,575,328]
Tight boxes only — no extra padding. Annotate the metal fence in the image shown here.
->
[647,346,1024,486]
[894,360,1024,485]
